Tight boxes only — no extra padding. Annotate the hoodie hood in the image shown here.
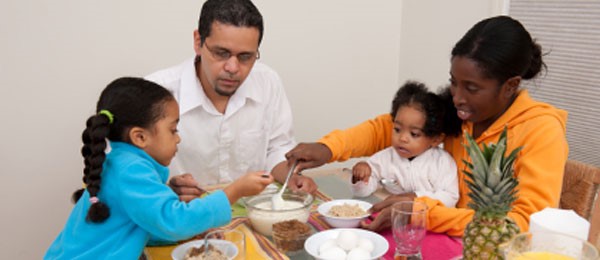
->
[464,89,568,142]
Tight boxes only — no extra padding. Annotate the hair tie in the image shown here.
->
[98,109,114,124]
[89,196,99,204]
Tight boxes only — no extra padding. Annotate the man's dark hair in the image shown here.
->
[198,0,264,45]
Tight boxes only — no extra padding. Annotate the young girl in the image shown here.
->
[350,81,461,207]
[44,77,273,259]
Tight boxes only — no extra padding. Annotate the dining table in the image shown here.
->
[144,167,463,260]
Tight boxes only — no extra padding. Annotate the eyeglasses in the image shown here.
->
[203,41,260,64]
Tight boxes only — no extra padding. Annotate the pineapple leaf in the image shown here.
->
[486,136,506,187]
[501,146,523,178]
[481,143,495,161]
[463,132,489,177]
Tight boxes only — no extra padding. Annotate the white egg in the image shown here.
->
[347,247,371,260]
[336,230,359,251]
[318,239,337,254]
[357,237,374,253]
[319,246,347,260]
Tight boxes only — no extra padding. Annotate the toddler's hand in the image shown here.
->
[352,161,371,184]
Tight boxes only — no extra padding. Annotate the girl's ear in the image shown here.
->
[129,127,149,148]
[431,133,446,147]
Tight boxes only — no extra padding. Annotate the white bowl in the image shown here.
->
[171,239,238,260]
[317,199,372,228]
[244,190,313,236]
[304,228,388,260]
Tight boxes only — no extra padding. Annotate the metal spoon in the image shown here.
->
[271,161,298,210]
[379,178,399,187]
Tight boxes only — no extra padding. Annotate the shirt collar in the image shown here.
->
[178,57,206,115]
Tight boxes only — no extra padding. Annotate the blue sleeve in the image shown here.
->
[115,162,232,241]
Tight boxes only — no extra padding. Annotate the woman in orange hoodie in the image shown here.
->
[286,16,568,237]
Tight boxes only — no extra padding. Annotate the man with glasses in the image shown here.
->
[147,0,317,201]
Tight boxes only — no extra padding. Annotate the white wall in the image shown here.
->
[0,1,502,258]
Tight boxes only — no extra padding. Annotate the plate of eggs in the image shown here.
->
[304,228,388,260]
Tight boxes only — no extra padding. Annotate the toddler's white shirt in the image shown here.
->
[352,146,458,207]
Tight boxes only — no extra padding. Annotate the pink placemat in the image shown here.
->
[378,229,462,260]
[308,189,462,260]
[308,212,463,260]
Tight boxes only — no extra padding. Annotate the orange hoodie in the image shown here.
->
[319,90,568,237]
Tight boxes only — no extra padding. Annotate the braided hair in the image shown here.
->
[71,77,174,223]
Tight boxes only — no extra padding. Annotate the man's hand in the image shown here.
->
[288,174,318,194]
[285,142,332,174]
[271,161,319,194]
[168,173,205,202]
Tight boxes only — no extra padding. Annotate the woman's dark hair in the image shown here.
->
[71,77,174,223]
[198,0,264,45]
[391,81,461,138]
[451,15,545,84]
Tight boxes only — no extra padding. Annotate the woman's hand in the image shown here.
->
[360,193,417,232]
[285,142,332,174]
[168,173,205,202]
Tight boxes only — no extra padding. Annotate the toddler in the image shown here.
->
[44,77,273,259]
[351,81,460,207]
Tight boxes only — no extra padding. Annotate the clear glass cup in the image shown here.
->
[391,201,428,260]
[204,229,246,260]
[500,231,599,260]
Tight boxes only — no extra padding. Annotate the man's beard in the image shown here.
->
[214,84,236,97]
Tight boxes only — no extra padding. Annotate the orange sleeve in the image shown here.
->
[418,114,568,237]
[506,115,568,232]
[318,114,394,162]
[417,196,475,237]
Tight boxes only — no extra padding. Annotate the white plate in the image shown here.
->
[171,239,238,260]
[304,228,388,260]
[317,199,372,228]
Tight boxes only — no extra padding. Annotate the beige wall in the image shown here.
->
[0,0,502,258]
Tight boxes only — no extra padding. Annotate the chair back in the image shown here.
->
[559,160,600,248]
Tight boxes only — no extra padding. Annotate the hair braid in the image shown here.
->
[71,114,112,223]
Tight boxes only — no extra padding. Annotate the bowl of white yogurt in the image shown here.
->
[244,190,313,236]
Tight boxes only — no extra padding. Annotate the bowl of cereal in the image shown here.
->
[244,190,313,236]
[317,199,372,228]
[171,239,238,260]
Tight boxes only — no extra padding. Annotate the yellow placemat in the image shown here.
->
[144,185,334,260]
[144,218,289,260]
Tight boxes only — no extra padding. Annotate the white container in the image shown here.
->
[529,207,590,241]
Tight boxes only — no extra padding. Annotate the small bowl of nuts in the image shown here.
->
[317,199,372,228]
[271,219,313,256]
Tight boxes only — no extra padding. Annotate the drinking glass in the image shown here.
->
[500,231,598,260]
[204,229,246,260]
[391,201,428,260]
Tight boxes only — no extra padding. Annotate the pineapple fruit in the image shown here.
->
[462,127,522,259]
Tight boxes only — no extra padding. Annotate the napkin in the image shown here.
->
[529,207,590,240]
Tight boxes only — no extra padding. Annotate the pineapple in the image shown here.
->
[462,127,522,259]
